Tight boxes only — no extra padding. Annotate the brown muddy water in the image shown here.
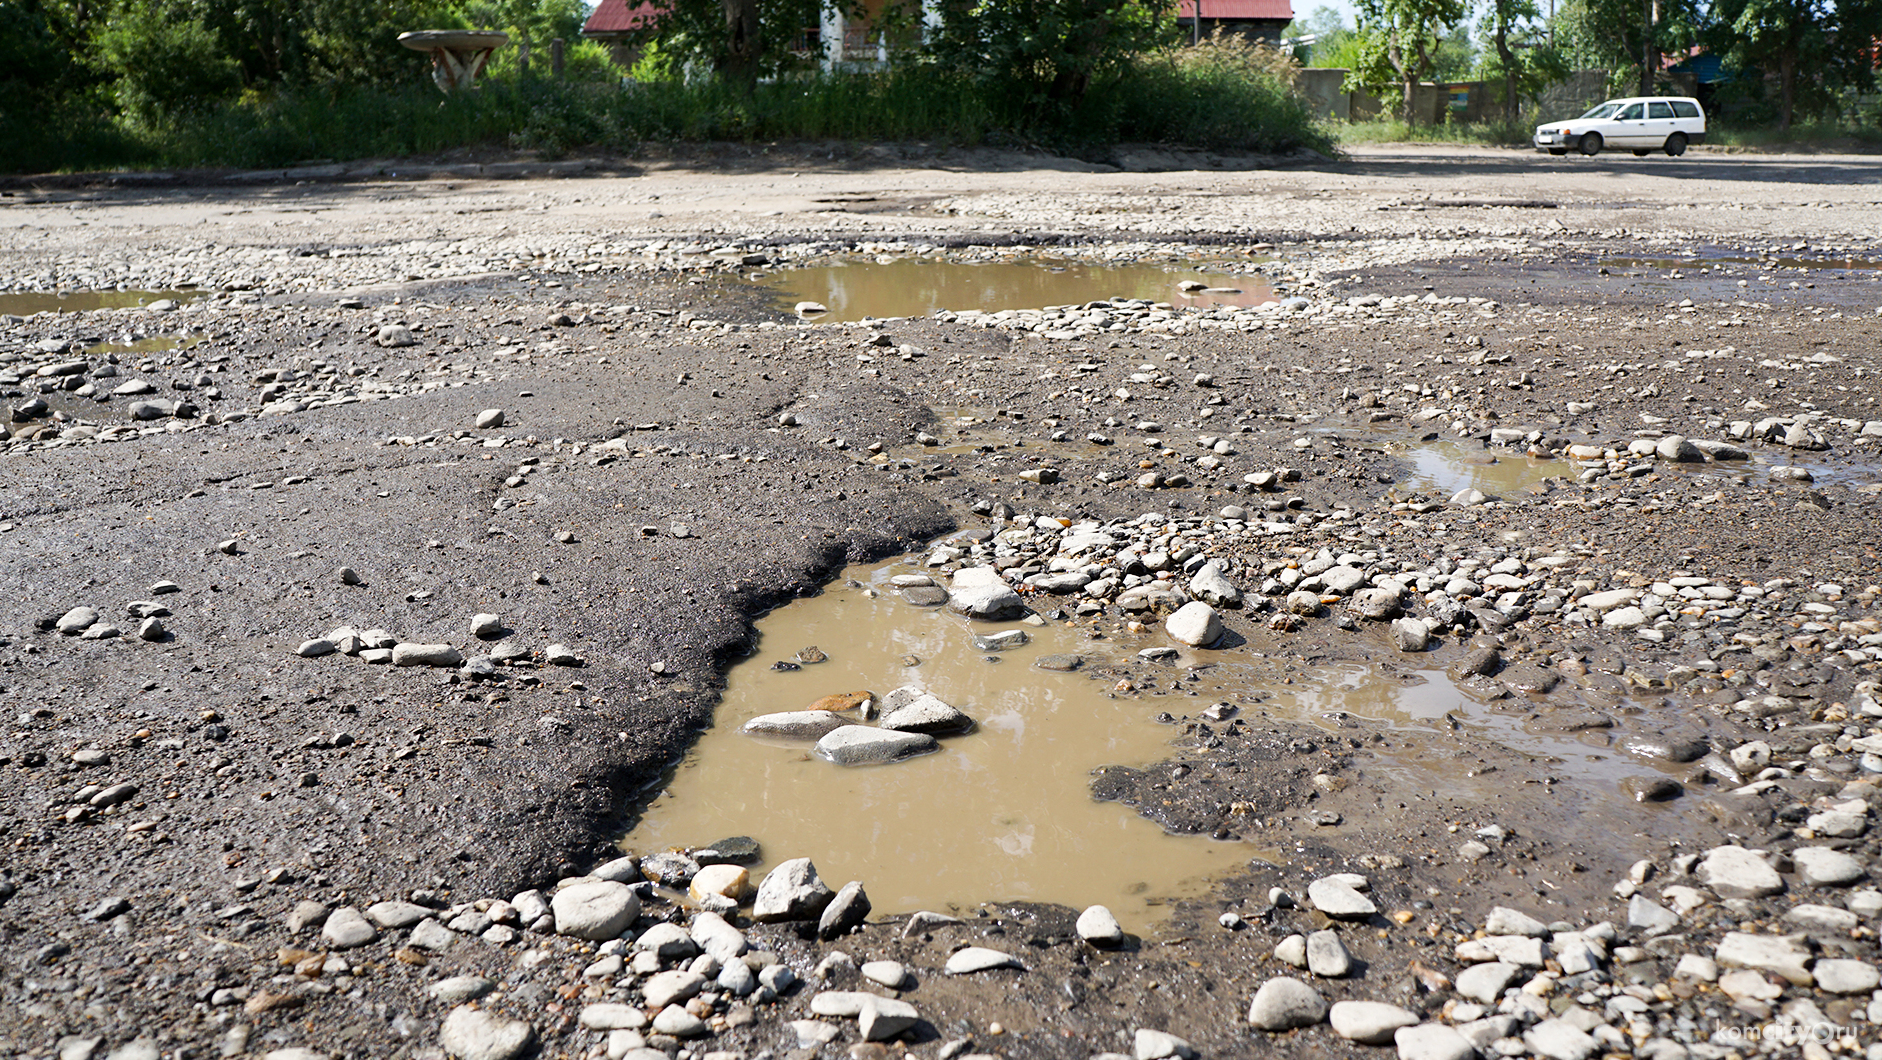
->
[0,289,200,315]
[747,257,1276,323]
[623,556,1711,933]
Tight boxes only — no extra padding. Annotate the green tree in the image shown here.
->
[924,0,1181,110]
[94,4,243,118]
[1702,0,1882,130]
[1553,0,1700,99]
[1349,0,1470,124]
[1472,0,1564,117]
[605,0,830,88]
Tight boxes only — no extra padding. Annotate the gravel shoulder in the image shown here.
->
[3,145,1881,1060]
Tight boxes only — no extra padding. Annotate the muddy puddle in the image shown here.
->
[749,257,1275,322]
[1328,428,1566,499]
[0,289,200,316]
[1396,438,1562,498]
[1601,255,1882,272]
[624,555,1721,933]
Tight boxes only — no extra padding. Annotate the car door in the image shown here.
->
[1644,101,1677,148]
[1609,102,1646,147]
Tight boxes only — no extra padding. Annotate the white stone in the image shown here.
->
[439,1007,534,1060]
[945,946,1022,974]
[1165,601,1223,647]
[1329,1001,1418,1044]
[1393,1023,1477,1060]
[551,880,640,940]
[1247,977,1327,1030]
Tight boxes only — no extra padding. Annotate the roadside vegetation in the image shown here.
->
[1286,0,1882,148]
[0,0,1328,174]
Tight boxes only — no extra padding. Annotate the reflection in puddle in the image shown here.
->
[1399,439,1563,498]
[624,564,1250,933]
[626,554,1723,930]
[749,258,1276,322]
[0,289,200,315]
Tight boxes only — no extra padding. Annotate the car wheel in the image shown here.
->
[1578,132,1603,156]
[1664,132,1688,157]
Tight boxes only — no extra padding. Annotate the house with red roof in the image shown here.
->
[582,0,1292,73]
[1176,0,1295,43]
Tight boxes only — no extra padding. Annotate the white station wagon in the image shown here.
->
[1534,96,1707,157]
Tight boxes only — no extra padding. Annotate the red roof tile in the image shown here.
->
[1177,0,1294,19]
[583,0,664,35]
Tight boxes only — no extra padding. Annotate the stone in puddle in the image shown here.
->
[439,1006,533,1060]
[1165,601,1223,647]
[947,567,1026,620]
[877,692,972,735]
[814,725,938,766]
[901,585,949,607]
[1390,617,1431,652]
[1247,977,1327,1030]
[740,711,851,740]
[1329,1001,1418,1045]
[1077,905,1125,946]
[752,857,833,923]
[972,629,1029,652]
[689,864,749,901]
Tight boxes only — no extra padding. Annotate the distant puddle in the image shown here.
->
[0,289,200,315]
[1601,256,1882,272]
[1399,438,1563,498]
[621,553,1705,933]
[749,257,1276,322]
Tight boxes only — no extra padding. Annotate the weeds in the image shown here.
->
[3,50,1329,174]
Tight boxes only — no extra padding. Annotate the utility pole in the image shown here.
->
[1638,0,1652,96]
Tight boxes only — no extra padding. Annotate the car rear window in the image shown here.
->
[1671,101,1700,118]
[1649,102,1673,119]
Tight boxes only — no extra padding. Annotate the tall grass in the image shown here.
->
[3,55,1330,174]
[1338,117,1538,147]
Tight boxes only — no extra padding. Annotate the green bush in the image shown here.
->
[1,51,1333,173]
[94,6,243,119]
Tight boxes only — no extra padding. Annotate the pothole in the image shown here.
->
[746,257,1276,322]
[622,559,1254,934]
[622,549,1735,933]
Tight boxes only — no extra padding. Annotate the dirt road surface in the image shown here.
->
[2,144,1880,1060]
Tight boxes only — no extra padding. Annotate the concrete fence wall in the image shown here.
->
[1299,68,1644,125]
